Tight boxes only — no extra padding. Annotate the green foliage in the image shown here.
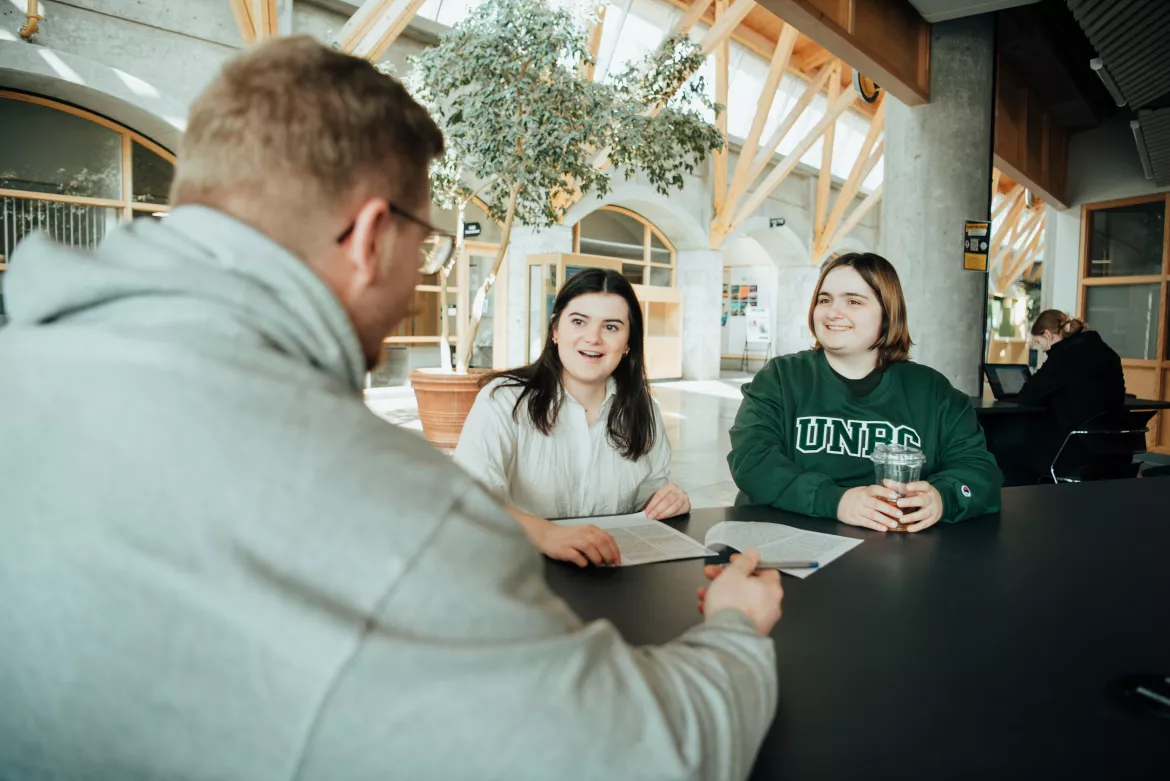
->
[410,0,724,228]
[1021,275,1042,325]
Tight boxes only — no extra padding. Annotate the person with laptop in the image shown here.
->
[727,253,1002,533]
[995,310,1125,485]
[0,37,783,781]
[983,363,1033,401]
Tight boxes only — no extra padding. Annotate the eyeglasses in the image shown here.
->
[336,203,458,276]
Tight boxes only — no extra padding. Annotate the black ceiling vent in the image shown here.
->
[1066,0,1170,110]
[1135,110,1170,187]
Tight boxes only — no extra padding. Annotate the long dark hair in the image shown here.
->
[484,267,656,460]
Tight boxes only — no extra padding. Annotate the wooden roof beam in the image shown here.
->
[230,0,290,43]
[820,181,883,259]
[720,22,800,231]
[721,85,857,240]
[813,61,843,245]
[699,0,755,56]
[754,0,930,105]
[581,5,606,81]
[229,0,257,44]
[670,0,715,37]
[814,97,884,259]
[713,0,731,219]
[997,216,1045,293]
[746,62,834,186]
[336,0,427,60]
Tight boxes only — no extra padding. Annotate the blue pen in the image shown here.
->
[758,561,819,570]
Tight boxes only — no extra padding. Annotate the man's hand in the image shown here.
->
[837,484,902,532]
[643,482,691,520]
[696,548,784,636]
[895,480,945,532]
[535,523,621,567]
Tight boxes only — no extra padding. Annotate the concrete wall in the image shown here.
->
[882,16,994,395]
[0,1,425,109]
[1044,117,1170,315]
[1,0,240,107]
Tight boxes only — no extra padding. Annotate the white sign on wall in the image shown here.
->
[745,306,770,343]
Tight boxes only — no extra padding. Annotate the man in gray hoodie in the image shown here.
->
[0,36,783,781]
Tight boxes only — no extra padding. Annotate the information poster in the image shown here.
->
[963,220,990,271]
[745,306,770,343]
[723,283,760,317]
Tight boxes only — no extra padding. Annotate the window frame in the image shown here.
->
[1077,193,1170,453]
[571,205,677,287]
[0,90,176,227]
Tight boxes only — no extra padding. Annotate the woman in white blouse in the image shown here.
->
[454,267,690,567]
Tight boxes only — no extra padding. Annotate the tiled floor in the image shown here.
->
[364,373,753,508]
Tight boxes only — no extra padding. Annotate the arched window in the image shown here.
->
[0,91,175,319]
[573,206,676,287]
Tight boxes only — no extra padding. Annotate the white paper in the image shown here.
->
[704,521,862,579]
[553,512,713,567]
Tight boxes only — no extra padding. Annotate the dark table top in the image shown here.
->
[545,479,1170,780]
[970,396,1170,415]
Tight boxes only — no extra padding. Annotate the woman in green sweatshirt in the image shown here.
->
[728,252,1002,532]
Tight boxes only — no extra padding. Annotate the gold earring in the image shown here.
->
[553,337,559,344]
[624,348,630,356]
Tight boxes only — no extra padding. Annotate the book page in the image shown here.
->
[704,521,862,579]
[554,513,713,567]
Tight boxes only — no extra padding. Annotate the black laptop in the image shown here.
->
[983,363,1032,400]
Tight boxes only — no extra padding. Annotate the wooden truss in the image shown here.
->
[709,66,861,249]
[810,96,884,261]
[335,0,428,59]
[230,0,424,55]
[229,0,285,43]
[989,179,1046,295]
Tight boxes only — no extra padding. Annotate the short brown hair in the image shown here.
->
[1031,309,1086,337]
[171,36,443,216]
[808,252,913,370]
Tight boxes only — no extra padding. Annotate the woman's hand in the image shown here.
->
[643,482,691,520]
[836,484,902,531]
[895,481,945,532]
[534,522,621,567]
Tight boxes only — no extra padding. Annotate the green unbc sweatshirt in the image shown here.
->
[728,350,1003,522]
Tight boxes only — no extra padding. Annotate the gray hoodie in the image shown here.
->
[0,206,777,781]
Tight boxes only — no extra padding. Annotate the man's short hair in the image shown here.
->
[171,36,444,214]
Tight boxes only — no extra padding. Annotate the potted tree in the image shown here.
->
[406,0,723,449]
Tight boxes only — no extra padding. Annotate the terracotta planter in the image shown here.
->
[409,368,488,450]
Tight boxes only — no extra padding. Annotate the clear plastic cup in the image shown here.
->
[869,443,926,532]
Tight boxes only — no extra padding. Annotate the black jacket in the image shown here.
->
[1016,330,1126,447]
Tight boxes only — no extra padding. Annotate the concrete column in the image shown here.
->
[773,265,821,357]
[676,249,723,380]
[504,225,573,368]
[881,16,995,395]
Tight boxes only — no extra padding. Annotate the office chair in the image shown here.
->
[1049,410,1154,483]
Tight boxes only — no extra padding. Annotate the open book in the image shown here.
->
[553,512,713,567]
[704,521,862,579]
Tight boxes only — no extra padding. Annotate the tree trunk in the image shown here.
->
[456,181,521,372]
[437,202,467,372]
[437,267,452,372]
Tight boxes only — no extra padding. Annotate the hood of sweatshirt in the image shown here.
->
[3,205,366,391]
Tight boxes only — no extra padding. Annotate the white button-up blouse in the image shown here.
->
[453,378,672,519]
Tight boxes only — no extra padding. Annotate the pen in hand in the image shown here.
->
[754,560,819,570]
